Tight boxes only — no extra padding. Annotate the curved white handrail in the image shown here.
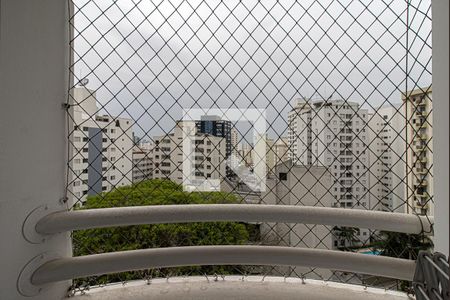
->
[31,246,416,285]
[36,204,433,235]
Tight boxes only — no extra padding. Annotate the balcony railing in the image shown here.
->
[27,205,431,287]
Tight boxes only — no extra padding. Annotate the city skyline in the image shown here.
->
[70,85,433,218]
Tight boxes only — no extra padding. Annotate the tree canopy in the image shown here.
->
[73,179,255,286]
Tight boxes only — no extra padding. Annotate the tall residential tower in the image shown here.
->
[288,99,370,245]
[403,87,433,216]
[69,87,133,203]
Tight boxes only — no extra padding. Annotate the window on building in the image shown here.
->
[279,172,287,181]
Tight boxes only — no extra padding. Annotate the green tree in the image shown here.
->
[73,179,255,286]
[371,231,433,292]
[333,226,360,251]
[372,231,433,260]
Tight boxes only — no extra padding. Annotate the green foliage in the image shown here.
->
[372,231,433,260]
[371,231,433,292]
[73,179,254,286]
[332,226,360,251]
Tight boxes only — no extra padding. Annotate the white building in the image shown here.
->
[262,160,334,279]
[152,121,226,186]
[287,99,370,243]
[132,145,153,183]
[69,87,133,203]
[368,105,406,213]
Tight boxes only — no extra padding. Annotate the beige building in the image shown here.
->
[235,136,289,179]
[265,137,276,177]
[231,127,239,156]
[266,136,290,178]
[152,121,226,186]
[237,142,253,167]
[402,87,433,216]
[274,137,289,165]
[132,145,153,183]
[69,87,133,203]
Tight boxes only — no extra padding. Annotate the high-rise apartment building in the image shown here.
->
[132,145,153,183]
[195,116,233,178]
[265,136,276,177]
[287,99,370,243]
[152,121,226,186]
[403,87,433,216]
[195,115,232,158]
[231,127,239,156]
[368,105,406,213]
[274,137,289,165]
[70,87,133,203]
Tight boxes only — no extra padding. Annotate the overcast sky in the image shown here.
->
[72,0,432,141]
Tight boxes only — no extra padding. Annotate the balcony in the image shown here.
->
[415,144,425,151]
[416,168,428,175]
[415,196,430,207]
[67,276,413,300]
[418,100,427,107]
[415,189,427,197]
[418,133,428,140]
[20,205,435,298]
[418,179,428,186]
[416,122,428,129]
[418,156,428,163]
[1,1,449,300]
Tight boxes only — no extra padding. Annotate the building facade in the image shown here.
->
[368,105,406,213]
[274,137,289,165]
[69,87,133,203]
[262,160,334,278]
[231,127,239,156]
[195,115,232,158]
[287,99,370,243]
[152,121,226,186]
[403,87,433,216]
[132,145,153,183]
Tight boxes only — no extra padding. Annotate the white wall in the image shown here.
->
[261,162,334,279]
[432,0,449,256]
[0,1,71,299]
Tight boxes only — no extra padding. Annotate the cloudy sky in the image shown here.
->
[71,0,432,141]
